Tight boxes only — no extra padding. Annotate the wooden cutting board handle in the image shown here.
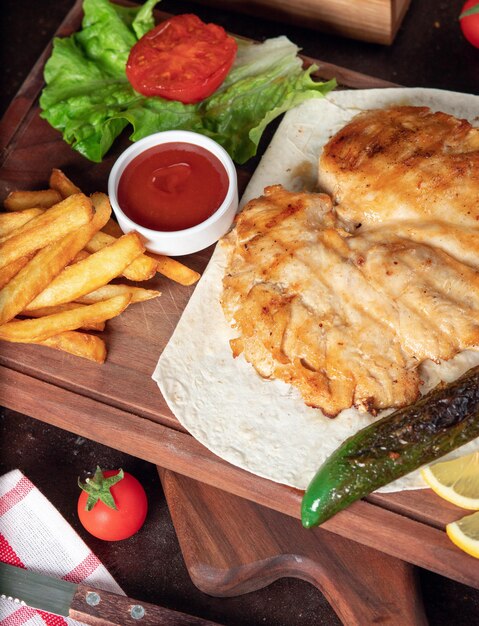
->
[160,469,428,626]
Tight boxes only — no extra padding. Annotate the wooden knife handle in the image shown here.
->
[70,583,221,626]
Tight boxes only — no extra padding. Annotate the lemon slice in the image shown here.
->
[420,451,479,509]
[447,511,479,558]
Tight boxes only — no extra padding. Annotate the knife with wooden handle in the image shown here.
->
[0,561,220,625]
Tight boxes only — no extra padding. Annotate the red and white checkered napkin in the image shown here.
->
[0,469,124,626]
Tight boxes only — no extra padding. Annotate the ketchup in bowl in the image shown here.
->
[108,130,239,256]
[117,142,229,232]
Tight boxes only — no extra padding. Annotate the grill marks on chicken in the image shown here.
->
[221,184,479,417]
[222,107,479,416]
[318,106,479,266]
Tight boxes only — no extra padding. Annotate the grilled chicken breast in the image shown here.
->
[221,185,479,417]
[222,107,479,417]
[319,106,479,266]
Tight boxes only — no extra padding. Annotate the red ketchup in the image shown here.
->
[117,142,229,231]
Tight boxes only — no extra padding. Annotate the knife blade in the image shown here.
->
[0,561,220,625]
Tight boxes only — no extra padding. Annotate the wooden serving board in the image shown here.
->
[1,0,479,590]
[159,468,428,625]
[159,468,427,626]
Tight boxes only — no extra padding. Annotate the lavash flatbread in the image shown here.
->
[153,88,479,492]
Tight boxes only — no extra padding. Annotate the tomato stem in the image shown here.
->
[78,466,124,511]
[460,5,479,18]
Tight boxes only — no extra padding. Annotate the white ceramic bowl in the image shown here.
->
[108,130,238,256]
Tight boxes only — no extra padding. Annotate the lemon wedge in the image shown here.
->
[421,451,479,509]
[447,512,479,558]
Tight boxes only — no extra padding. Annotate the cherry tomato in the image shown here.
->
[126,14,237,104]
[460,0,479,48]
[78,468,148,541]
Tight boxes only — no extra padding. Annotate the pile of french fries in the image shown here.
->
[0,169,200,363]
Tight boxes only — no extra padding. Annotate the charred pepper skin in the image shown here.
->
[301,366,479,529]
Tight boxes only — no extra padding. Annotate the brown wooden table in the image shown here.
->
[2,1,479,624]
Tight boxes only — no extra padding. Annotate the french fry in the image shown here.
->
[0,208,44,237]
[101,218,200,285]
[75,284,161,305]
[90,192,113,223]
[85,230,158,281]
[0,193,111,325]
[0,194,93,269]
[20,303,106,332]
[0,240,77,326]
[1,172,189,364]
[24,232,145,311]
[102,218,124,238]
[3,189,62,211]
[0,193,91,244]
[0,256,32,290]
[34,331,107,363]
[69,250,91,264]
[49,169,82,198]
[90,227,200,285]
[0,294,131,343]
[150,253,200,286]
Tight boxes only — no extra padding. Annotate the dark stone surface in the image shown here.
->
[2,0,479,624]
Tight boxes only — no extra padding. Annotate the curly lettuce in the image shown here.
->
[40,0,336,164]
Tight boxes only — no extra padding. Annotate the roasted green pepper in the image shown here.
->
[301,365,479,528]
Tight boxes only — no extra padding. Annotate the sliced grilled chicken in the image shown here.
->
[222,185,479,417]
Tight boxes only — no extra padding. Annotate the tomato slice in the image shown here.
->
[126,14,238,104]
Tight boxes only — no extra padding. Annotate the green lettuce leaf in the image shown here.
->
[40,0,336,164]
